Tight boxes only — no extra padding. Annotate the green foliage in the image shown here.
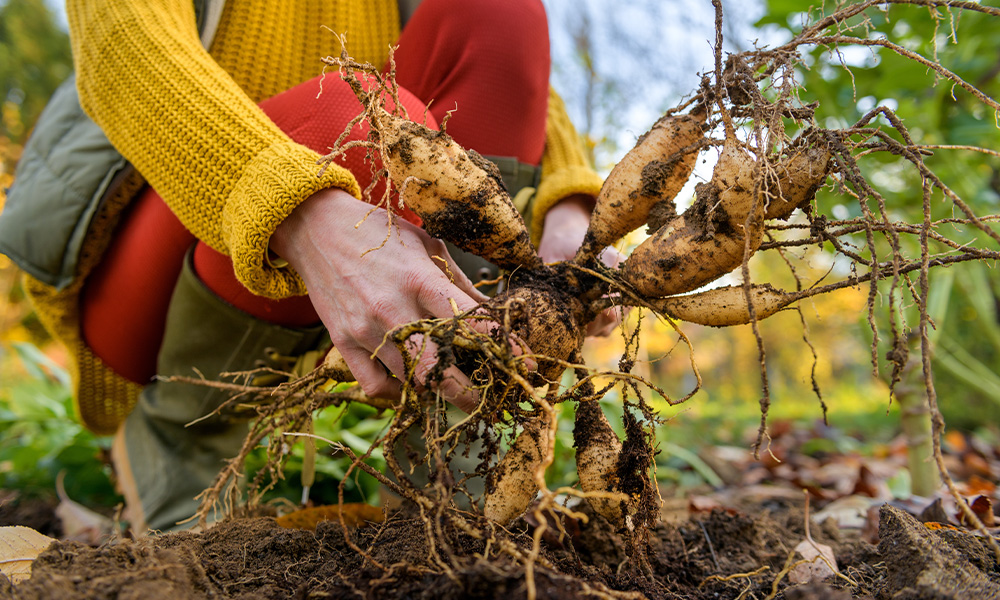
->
[761,0,1000,427]
[249,399,392,507]
[0,342,120,507]
[0,339,394,511]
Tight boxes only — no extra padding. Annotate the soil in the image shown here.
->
[0,492,62,539]
[8,493,1000,599]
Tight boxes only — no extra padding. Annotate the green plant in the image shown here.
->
[248,400,391,507]
[0,342,119,507]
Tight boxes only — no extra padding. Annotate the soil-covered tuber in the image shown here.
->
[619,140,761,298]
[378,113,541,271]
[483,410,553,525]
[764,145,831,221]
[578,108,706,262]
[574,399,628,527]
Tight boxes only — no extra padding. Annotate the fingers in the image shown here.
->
[537,195,593,264]
[411,268,483,321]
[586,307,621,337]
[578,246,627,338]
[460,315,537,372]
[349,261,486,410]
[402,333,482,413]
[284,201,497,408]
[337,342,402,400]
[438,367,480,413]
[597,245,626,269]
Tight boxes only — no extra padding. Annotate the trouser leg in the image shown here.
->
[113,251,325,532]
[395,0,551,165]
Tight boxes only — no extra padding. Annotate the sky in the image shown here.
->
[544,0,766,160]
[43,0,66,28]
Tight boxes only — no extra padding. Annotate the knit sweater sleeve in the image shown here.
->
[66,0,360,298]
[529,88,605,245]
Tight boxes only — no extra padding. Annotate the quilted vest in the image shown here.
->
[0,0,224,289]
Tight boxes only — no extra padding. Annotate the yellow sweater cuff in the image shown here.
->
[530,166,604,245]
[222,143,361,298]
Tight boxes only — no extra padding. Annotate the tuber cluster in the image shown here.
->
[318,47,835,531]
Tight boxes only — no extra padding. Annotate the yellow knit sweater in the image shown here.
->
[40,0,601,434]
[66,0,603,298]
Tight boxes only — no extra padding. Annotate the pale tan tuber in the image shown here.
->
[619,140,762,298]
[378,113,541,271]
[764,146,831,221]
[647,284,795,327]
[579,109,706,262]
[483,410,553,525]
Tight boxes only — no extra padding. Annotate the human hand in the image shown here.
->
[536,195,626,337]
[271,188,488,412]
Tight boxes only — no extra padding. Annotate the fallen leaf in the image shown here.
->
[276,503,384,530]
[55,471,113,545]
[862,504,881,544]
[687,495,723,514]
[0,526,57,584]
[659,497,691,524]
[944,431,968,454]
[788,538,839,584]
[523,504,580,550]
[851,465,886,499]
[957,495,996,527]
[918,497,952,525]
[813,495,876,529]
[923,522,959,531]
[963,475,996,497]
[714,484,806,506]
[789,489,839,585]
[962,453,993,479]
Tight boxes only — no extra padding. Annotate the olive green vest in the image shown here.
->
[0,0,223,290]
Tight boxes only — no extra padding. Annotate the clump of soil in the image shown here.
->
[10,499,999,599]
[0,492,62,538]
[876,505,1000,598]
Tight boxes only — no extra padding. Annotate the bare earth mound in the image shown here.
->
[8,501,999,599]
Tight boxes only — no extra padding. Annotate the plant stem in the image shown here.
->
[895,356,941,497]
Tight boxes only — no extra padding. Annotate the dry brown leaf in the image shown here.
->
[276,503,384,530]
[943,430,969,454]
[964,474,997,497]
[789,489,840,584]
[55,471,112,545]
[0,526,56,584]
[812,495,876,529]
[957,495,996,527]
[788,538,839,584]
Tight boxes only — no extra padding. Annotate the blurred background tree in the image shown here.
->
[755,0,1000,429]
[1,0,72,345]
[0,0,105,507]
[0,0,72,162]
[544,0,763,170]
